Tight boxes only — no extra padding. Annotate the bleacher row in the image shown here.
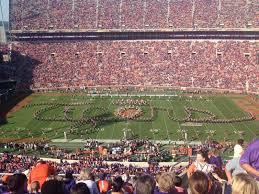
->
[11,40,258,93]
[10,0,259,31]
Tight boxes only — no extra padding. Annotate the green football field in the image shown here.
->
[0,93,258,142]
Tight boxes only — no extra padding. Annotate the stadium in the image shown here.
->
[0,0,258,194]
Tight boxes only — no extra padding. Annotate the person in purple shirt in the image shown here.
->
[208,148,223,169]
[240,139,259,181]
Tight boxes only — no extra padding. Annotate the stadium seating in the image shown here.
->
[3,1,259,194]
[10,0,258,31]
[11,40,258,93]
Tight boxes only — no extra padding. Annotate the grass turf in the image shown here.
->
[0,93,258,142]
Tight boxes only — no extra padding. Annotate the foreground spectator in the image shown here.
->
[240,139,259,181]
[208,148,222,170]
[187,152,213,177]
[7,173,28,194]
[225,151,246,185]
[121,174,133,194]
[234,139,244,158]
[188,171,209,194]
[208,148,224,179]
[187,151,224,184]
[107,176,124,194]
[0,175,10,193]
[71,183,90,194]
[135,174,155,194]
[231,173,259,194]
[155,172,174,194]
[97,174,110,194]
[64,171,76,193]
[41,179,65,194]
[173,176,187,194]
[77,169,99,194]
[29,181,40,194]
[28,160,55,189]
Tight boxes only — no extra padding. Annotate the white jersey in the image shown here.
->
[194,161,214,175]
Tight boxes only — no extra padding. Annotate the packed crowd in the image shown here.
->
[0,152,184,176]
[10,0,258,30]
[0,138,258,194]
[168,0,192,29]
[0,142,49,153]
[10,40,258,93]
[0,166,186,194]
[0,139,169,163]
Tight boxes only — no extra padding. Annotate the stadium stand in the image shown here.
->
[9,40,258,93]
[168,0,193,29]
[0,139,258,194]
[9,0,259,31]
[121,0,144,30]
[2,1,259,194]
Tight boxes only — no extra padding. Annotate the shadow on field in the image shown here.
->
[0,50,41,127]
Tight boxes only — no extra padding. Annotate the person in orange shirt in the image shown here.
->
[28,160,55,189]
[98,174,111,194]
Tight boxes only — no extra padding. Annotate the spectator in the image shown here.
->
[155,172,162,192]
[121,174,133,194]
[231,173,259,194]
[77,169,99,194]
[173,176,187,194]
[28,160,55,189]
[29,181,40,194]
[208,148,222,169]
[7,173,28,194]
[107,176,124,194]
[135,174,155,194]
[188,171,209,194]
[240,139,259,181]
[155,172,174,194]
[187,151,224,193]
[41,179,65,194]
[0,175,10,193]
[208,148,224,179]
[225,151,246,185]
[64,171,76,193]
[70,183,91,194]
[187,152,213,177]
[234,139,244,158]
[97,174,110,194]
